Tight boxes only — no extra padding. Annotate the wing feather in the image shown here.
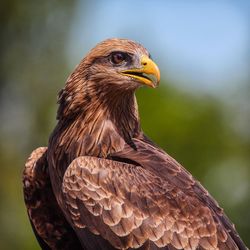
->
[62,155,236,250]
[111,137,248,250]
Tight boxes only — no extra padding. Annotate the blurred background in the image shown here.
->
[0,0,249,249]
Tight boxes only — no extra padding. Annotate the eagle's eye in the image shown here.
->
[110,52,128,65]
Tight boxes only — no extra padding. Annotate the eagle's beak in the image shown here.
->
[121,55,160,88]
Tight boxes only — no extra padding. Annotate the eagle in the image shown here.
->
[23,38,248,250]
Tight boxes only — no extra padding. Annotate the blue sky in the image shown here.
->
[67,0,249,92]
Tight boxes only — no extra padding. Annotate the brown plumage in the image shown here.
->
[23,38,248,250]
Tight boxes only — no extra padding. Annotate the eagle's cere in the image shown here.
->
[23,38,248,250]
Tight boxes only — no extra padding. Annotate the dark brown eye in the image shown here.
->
[110,52,127,65]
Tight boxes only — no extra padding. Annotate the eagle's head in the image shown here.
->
[58,38,160,119]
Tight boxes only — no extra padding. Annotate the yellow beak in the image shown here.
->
[121,55,160,88]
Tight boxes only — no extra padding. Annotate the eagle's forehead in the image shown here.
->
[88,38,149,58]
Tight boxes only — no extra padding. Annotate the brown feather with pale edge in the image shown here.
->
[23,38,248,249]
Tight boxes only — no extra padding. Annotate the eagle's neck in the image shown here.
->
[49,81,140,168]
